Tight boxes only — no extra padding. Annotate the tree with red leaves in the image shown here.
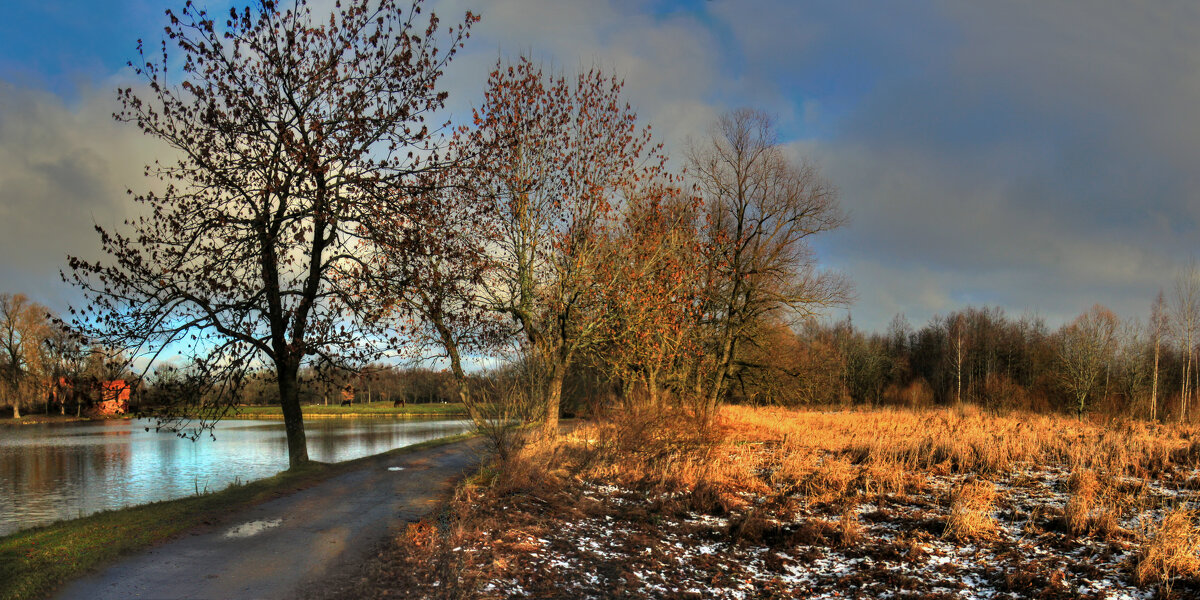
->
[469,58,672,438]
[594,186,703,409]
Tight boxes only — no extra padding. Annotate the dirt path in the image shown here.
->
[53,438,485,600]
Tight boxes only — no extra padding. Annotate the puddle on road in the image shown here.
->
[224,518,283,539]
[387,467,405,471]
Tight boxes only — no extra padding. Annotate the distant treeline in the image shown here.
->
[736,291,1198,420]
[179,364,463,407]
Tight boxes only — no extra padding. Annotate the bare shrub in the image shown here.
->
[882,378,933,409]
[728,510,771,544]
[471,354,546,464]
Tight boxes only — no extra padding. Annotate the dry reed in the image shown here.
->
[1134,506,1200,585]
[944,479,999,541]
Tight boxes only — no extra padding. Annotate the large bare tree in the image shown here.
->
[66,0,477,467]
[688,108,851,417]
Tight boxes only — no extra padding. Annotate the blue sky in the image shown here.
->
[2,0,1198,334]
[1,1,173,94]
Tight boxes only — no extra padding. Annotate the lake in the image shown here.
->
[0,417,472,537]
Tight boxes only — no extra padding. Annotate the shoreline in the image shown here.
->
[0,403,471,425]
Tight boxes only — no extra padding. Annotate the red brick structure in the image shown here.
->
[92,380,130,416]
[45,378,132,417]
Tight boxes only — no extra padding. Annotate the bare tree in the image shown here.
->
[948,313,968,406]
[0,294,50,418]
[1115,317,1149,417]
[1173,262,1200,422]
[41,325,88,415]
[65,0,477,467]
[1056,304,1119,416]
[688,108,851,418]
[1150,289,1168,421]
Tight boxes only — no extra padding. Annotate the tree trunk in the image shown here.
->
[542,366,564,439]
[1103,367,1110,410]
[1151,337,1160,421]
[647,366,661,411]
[276,361,309,469]
[706,331,738,420]
[1183,352,1191,423]
[955,333,963,406]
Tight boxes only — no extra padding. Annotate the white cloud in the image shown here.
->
[437,0,724,154]
[0,78,163,313]
[10,0,1200,336]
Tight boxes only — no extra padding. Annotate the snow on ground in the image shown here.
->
[458,465,1200,599]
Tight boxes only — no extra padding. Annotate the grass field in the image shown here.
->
[0,432,474,600]
[330,405,1200,599]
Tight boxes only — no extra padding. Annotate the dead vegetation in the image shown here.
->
[945,479,998,541]
[1134,507,1200,586]
[319,405,1200,599]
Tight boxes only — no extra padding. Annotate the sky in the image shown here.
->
[1,0,1198,333]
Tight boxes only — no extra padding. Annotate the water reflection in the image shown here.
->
[0,418,471,536]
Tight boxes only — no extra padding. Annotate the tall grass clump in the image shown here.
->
[944,479,998,541]
[1134,506,1200,585]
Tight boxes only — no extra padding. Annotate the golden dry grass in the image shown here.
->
[944,479,998,541]
[1065,470,1102,534]
[334,404,1200,597]
[837,504,864,548]
[1135,507,1200,585]
[718,404,1200,480]
[484,404,1200,543]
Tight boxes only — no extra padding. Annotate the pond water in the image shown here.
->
[0,417,471,537]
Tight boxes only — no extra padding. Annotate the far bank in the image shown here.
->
[0,401,469,425]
